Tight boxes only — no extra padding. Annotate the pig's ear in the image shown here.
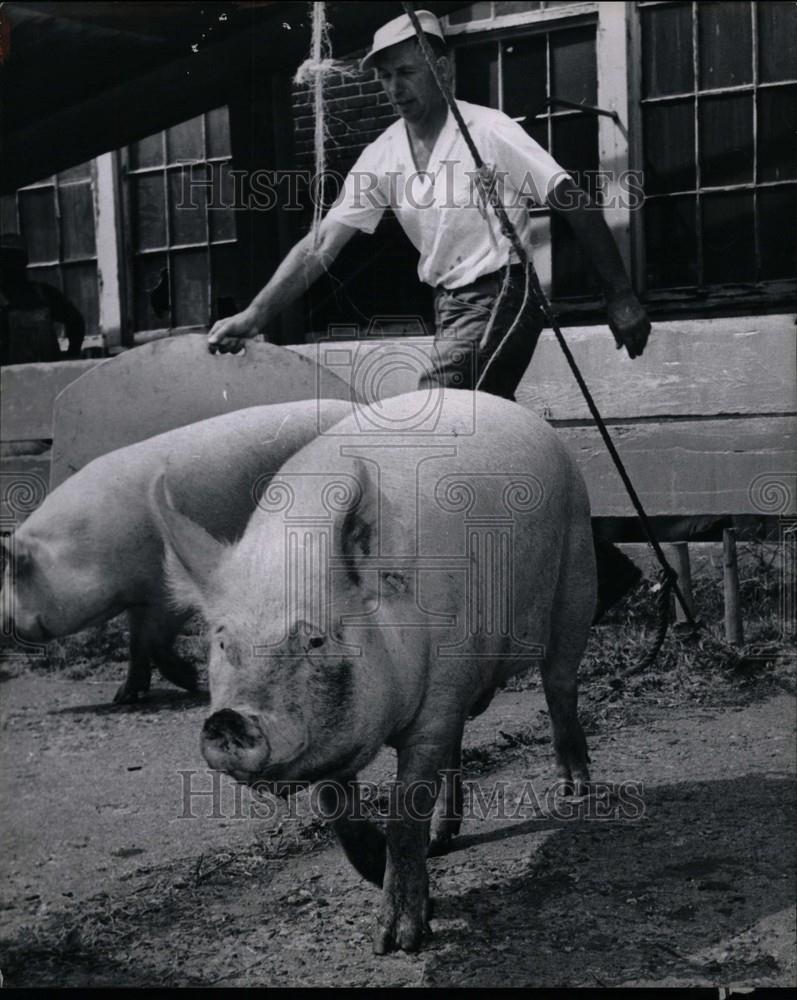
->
[149,474,225,613]
[339,459,382,591]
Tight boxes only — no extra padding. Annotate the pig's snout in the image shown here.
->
[201,708,271,779]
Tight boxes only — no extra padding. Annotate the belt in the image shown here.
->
[436,262,526,294]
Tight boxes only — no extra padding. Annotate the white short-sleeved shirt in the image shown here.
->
[325,100,570,290]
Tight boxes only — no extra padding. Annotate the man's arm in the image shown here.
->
[207,217,358,353]
[548,176,650,359]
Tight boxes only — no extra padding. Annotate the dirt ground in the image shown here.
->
[0,621,795,988]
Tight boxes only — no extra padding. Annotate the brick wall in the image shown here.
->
[292,59,394,179]
[291,59,434,338]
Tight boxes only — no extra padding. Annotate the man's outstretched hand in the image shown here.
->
[606,288,651,360]
[207,308,260,354]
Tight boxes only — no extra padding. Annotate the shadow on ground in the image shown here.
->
[1,773,793,987]
[47,688,210,716]
[422,774,795,986]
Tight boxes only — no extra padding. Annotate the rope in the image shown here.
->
[293,3,357,249]
[620,568,676,678]
[294,3,330,249]
[402,1,698,638]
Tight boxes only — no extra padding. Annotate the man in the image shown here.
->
[0,233,85,364]
[208,10,650,618]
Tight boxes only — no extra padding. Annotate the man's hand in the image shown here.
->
[207,308,260,354]
[606,288,651,360]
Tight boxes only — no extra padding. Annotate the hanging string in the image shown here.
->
[293,3,359,250]
[294,3,330,249]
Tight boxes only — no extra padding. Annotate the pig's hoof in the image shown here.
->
[372,915,430,955]
[112,684,141,705]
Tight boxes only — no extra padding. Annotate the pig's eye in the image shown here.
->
[308,635,325,649]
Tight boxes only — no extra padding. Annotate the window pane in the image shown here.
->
[643,100,696,194]
[133,254,170,331]
[26,265,61,291]
[550,26,596,106]
[18,188,58,263]
[551,115,598,193]
[455,43,498,107]
[758,1,797,84]
[758,85,797,182]
[131,174,167,251]
[209,163,236,242]
[129,132,164,170]
[758,186,797,280]
[171,250,208,327]
[698,1,752,91]
[166,116,204,164]
[62,262,99,336]
[699,93,753,187]
[551,211,600,298]
[206,106,231,159]
[641,3,694,98]
[59,183,96,260]
[502,35,547,122]
[168,167,208,245]
[211,243,242,321]
[524,117,549,151]
[58,161,92,183]
[701,191,755,284]
[644,196,698,288]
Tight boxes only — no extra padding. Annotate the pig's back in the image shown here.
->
[278,389,590,552]
[22,399,352,547]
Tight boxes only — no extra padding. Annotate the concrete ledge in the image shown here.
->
[291,313,797,420]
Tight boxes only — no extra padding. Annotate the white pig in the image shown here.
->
[1,399,351,703]
[154,389,597,953]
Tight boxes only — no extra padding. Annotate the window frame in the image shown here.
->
[445,0,796,318]
[629,0,797,315]
[8,164,102,337]
[119,108,238,345]
[445,3,619,318]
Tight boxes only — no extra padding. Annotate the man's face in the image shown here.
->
[374,39,447,126]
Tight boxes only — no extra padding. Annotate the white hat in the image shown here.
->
[360,10,445,72]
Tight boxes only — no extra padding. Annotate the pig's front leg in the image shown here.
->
[319,781,386,888]
[115,604,196,704]
[429,731,464,856]
[114,607,155,704]
[374,740,451,955]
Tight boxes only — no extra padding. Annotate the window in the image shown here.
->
[454,22,601,299]
[1,162,100,335]
[639,1,797,295]
[448,1,592,26]
[123,107,239,338]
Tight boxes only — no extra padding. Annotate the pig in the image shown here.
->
[153,389,597,954]
[1,399,352,704]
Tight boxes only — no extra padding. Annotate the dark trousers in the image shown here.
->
[418,264,639,621]
[418,265,544,401]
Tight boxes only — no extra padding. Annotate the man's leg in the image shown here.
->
[419,269,543,399]
[592,539,643,624]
